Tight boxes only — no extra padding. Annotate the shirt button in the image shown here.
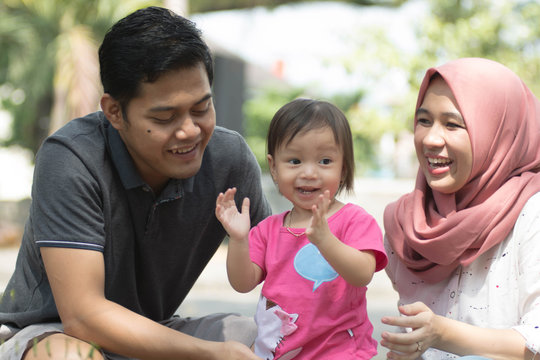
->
[450,291,456,298]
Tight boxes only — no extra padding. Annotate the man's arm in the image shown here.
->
[41,247,260,360]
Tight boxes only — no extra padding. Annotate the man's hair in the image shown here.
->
[99,6,213,109]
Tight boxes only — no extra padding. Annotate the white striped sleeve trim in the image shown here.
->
[36,240,104,251]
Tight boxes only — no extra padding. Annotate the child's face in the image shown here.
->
[267,126,344,212]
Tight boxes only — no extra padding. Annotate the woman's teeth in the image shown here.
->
[428,157,451,167]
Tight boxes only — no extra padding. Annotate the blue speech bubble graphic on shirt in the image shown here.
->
[294,243,338,291]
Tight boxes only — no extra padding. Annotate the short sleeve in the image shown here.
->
[248,215,283,281]
[207,127,271,227]
[333,204,388,272]
[31,138,106,251]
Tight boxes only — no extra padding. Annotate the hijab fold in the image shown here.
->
[384,58,540,283]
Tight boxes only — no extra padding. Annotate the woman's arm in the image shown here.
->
[42,247,260,360]
[380,302,535,360]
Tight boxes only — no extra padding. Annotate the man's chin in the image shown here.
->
[170,162,203,180]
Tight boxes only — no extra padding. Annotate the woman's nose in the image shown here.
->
[423,123,445,148]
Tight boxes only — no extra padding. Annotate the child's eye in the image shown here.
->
[320,158,332,165]
[288,159,301,165]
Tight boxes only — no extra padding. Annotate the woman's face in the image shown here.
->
[414,76,473,194]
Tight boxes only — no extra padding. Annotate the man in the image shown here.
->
[0,6,270,360]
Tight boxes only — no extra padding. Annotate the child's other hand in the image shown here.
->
[306,190,332,246]
[215,187,251,241]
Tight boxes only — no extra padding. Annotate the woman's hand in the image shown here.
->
[380,302,442,360]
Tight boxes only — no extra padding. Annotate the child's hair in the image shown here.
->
[267,98,355,193]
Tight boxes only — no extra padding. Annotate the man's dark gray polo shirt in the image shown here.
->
[0,111,271,327]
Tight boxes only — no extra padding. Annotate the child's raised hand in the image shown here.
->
[305,190,333,246]
[215,187,251,241]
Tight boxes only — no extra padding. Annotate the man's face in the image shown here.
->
[113,64,215,192]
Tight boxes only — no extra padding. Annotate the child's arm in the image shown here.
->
[306,191,376,288]
[216,187,263,293]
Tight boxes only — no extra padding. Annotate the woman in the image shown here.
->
[381,58,540,360]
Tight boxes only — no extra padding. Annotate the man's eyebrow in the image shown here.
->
[148,93,213,113]
[195,93,213,105]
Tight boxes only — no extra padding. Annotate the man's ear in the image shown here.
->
[100,93,124,130]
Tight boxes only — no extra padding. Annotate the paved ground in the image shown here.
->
[0,177,414,359]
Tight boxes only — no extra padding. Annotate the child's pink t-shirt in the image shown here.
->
[249,203,388,359]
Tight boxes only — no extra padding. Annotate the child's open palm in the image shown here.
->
[215,187,251,241]
[306,190,333,246]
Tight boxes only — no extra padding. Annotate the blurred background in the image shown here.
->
[2,0,540,236]
[2,0,540,204]
[1,0,540,357]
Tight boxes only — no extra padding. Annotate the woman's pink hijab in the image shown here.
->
[384,58,540,283]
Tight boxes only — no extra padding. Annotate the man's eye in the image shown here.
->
[192,106,209,116]
[192,101,211,115]
[152,114,175,123]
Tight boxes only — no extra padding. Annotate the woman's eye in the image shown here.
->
[447,122,466,129]
[416,117,431,126]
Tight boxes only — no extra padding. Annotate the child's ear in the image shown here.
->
[100,93,124,130]
[267,154,277,183]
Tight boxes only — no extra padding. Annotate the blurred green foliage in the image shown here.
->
[408,0,540,98]
[0,0,160,153]
[243,0,540,175]
[189,0,408,13]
